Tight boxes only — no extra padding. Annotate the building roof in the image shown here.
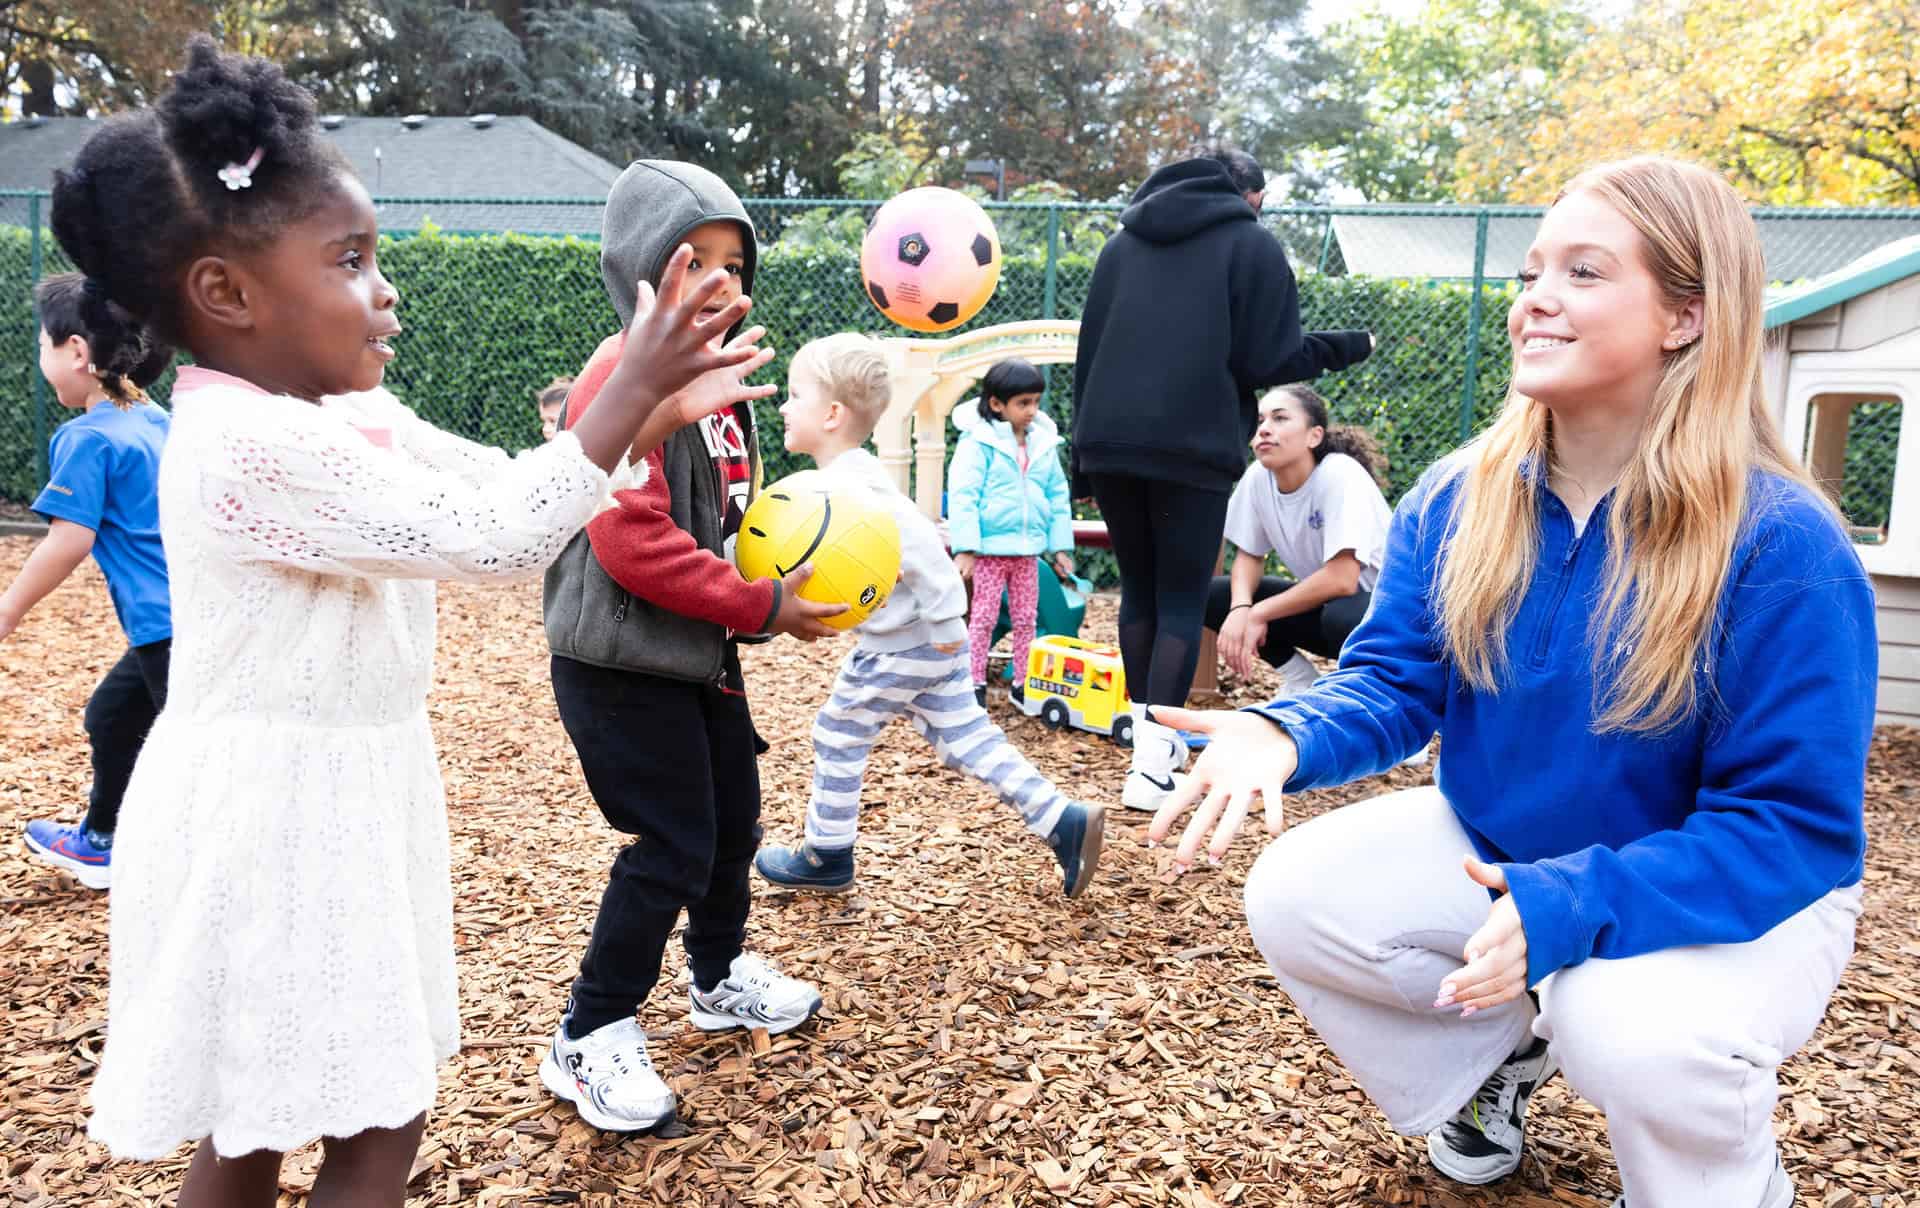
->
[1328,209,1920,285]
[0,114,619,235]
[1763,234,1920,329]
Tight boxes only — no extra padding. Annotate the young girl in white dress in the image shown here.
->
[54,37,774,1206]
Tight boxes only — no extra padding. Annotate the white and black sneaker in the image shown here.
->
[1121,715,1190,812]
[1611,1153,1794,1208]
[1276,651,1321,697]
[688,953,823,1034]
[539,1010,675,1132]
[1426,1036,1557,1184]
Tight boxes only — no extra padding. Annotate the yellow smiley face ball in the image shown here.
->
[735,473,902,631]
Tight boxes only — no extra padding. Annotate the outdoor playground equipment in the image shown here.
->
[867,318,1225,698]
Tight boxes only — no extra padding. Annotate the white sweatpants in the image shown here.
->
[1243,786,1861,1207]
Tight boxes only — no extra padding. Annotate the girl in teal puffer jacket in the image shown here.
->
[949,358,1077,702]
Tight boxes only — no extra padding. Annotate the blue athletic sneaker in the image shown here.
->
[23,819,112,890]
[754,841,855,893]
[1046,802,1105,899]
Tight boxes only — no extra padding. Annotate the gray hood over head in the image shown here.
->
[600,160,759,328]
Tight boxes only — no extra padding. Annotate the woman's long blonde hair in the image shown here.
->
[1436,157,1827,733]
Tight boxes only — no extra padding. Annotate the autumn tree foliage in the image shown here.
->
[1455,0,1920,205]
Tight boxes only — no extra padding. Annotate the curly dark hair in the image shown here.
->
[1272,383,1387,487]
[48,35,354,382]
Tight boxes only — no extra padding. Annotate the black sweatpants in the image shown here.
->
[1087,472,1231,710]
[1203,575,1372,667]
[551,651,765,1038]
[81,639,171,838]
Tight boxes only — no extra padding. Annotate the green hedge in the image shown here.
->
[4,223,1896,562]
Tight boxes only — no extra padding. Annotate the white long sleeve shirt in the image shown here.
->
[816,446,970,654]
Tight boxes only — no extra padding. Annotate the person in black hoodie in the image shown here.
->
[1071,148,1373,812]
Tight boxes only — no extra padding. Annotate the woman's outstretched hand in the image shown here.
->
[1435,856,1530,1016]
[1147,706,1299,873]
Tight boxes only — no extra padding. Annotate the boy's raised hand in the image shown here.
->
[767,564,847,641]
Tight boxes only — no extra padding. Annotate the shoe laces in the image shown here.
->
[577,1023,655,1077]
[730,954,779,990]
[1464,1066,1512,1134]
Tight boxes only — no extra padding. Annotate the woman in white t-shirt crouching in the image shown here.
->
[1205,384,1392,698]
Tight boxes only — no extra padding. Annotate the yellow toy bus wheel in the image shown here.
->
[1040,699,1070,729]
[1113,714,1135,749]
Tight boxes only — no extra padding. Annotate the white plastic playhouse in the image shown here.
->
[1765,236,1920,728]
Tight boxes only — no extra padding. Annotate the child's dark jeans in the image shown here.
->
[550,650,764,1038]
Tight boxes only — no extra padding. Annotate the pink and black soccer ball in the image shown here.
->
[860,187,1003,333]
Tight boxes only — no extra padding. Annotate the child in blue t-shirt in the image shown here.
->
[3,273,173,890]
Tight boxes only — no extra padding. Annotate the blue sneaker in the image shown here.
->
[754,841,855,893]
[1045,802,1105,899]
[23,819,112,890]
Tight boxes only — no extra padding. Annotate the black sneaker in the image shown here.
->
[1010,681,1025,705]
[974,684,988,707]
[1425,1036,1557,1184]
[1044,802,1104,898]
[754,840,855,892]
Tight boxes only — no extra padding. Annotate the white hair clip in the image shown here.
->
[218,147,265,191]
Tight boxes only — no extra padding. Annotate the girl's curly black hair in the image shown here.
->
[48,35,355,384]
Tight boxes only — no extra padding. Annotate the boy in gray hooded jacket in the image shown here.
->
[539,161,841,1134]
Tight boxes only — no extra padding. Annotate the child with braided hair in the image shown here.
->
[8,273,174,888]
[54,36,774,1206]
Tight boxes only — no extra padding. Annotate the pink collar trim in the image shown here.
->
[172,365,275,397]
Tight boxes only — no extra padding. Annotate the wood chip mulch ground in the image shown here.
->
[4,535,1917,1208]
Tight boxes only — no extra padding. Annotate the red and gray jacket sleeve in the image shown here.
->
[564,334,780,634]
[583,449,779,633]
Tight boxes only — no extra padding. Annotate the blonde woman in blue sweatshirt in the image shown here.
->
[947,358,1077,705]
[1148,158,1873,1208]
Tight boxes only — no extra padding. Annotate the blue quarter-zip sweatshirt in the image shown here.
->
[1255,460,1876,987]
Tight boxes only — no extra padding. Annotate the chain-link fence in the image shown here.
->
[5,191,1916,572]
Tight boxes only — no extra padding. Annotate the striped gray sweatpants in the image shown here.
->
[806,642,1069,850]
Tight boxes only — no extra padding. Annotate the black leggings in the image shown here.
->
[1088,473,1231,710]
[1203,575,1372,666]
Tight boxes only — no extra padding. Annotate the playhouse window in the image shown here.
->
[1805,392,1902,543]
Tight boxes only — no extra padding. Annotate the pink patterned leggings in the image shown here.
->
[968,555,1040,686]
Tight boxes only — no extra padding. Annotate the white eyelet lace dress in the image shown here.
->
[87,368,607,1159]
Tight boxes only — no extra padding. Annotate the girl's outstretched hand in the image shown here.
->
[566,245,776,471]
[1147,706,1298,874]
[653,325,775,432]
[620,244,773,407]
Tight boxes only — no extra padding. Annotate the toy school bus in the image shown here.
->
[1015,635,1135,748]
